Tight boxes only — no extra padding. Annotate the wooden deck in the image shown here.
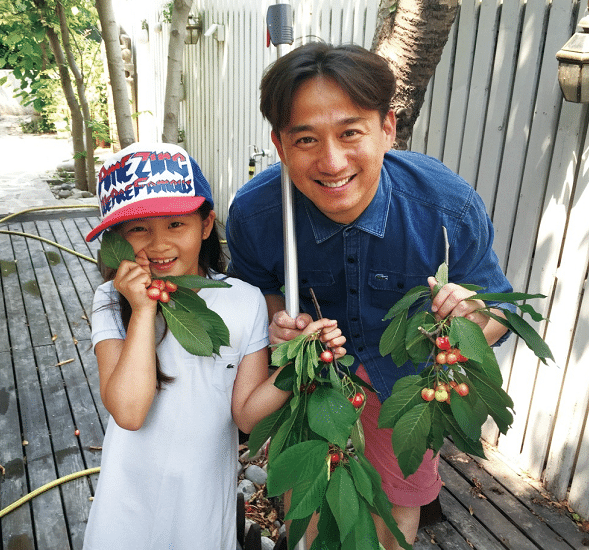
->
[0,211,586,550]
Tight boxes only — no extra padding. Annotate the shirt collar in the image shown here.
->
[302,169,391,244]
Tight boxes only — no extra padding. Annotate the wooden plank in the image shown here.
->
[475,0,525,220]
[0,230,13,353]
[436,489,507,550]
[24,220,92,345]
[440,442,573,550]
[0,350,36,550]
[472,443,588,547]
[442,0,478,173]
[491,0,551,267]
[12,347,71,550]
[61,218,103,293]
[414,525,443,549]
[457,0,502,186]
[569,419,589,519]
[6,222,53,349]
[438,460,540,549]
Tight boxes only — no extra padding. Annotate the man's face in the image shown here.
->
[272,76,396,225]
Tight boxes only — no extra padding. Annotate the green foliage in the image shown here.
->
[99,231,231,357]
[378,262,553,478]
[249,334,412,550]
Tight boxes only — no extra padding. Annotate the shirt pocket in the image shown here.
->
[211,352,241,394]
[368,270,426,309]
[298,270,337,303]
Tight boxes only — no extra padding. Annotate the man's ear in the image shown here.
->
[383,109,396,150]
[271,130,286,164]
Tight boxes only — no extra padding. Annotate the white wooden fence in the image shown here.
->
[115,0,589,519]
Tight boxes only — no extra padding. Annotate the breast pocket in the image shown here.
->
[298,269,338,303]
[368,270,426,309]
[212,353,241,394]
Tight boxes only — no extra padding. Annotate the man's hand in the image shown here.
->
[428,276,508,345]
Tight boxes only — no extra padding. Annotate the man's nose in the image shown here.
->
[317,139,347,173]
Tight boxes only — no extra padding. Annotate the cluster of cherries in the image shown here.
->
[146,279,178,303]
[421,335,470,403]
[328,448,343,473]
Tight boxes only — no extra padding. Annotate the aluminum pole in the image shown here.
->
[267,6,306,549]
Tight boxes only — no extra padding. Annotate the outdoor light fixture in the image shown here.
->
[185,14,203,45]
[204,23,225,42]
[556,11,589,103]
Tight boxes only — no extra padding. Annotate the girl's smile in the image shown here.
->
[117,212,216,278]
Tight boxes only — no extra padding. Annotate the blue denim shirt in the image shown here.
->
[226,151,513,401]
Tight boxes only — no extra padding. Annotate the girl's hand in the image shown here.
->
[428,276,489,333]
[302,318,347,360]
[113,251,156,312]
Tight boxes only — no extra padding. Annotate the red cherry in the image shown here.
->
[147,287,161,300]
[436,336,451,350]
[151,279,165,291]
[164,280,178,292]
[320,350,334,363]
[436,352,447,365]
[446,350,459,365]
[421,388,435,401]
[456,383,470,396]
[159,290,170,303]
[350,392,364,408]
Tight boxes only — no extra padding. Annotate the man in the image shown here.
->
[226,42,512,549]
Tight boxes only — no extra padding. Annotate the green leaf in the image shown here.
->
[165,274,231,289]
[435,262,449,286]
[326,466,359,542]
[271,341,291,368]
[248,405,291,456]
[286,465,329,520]
[391,403,431,476]
[160,305,213,356]
[391,374,422,395]
[467,370,514,434]
[405,311,436,364]
[470,292,547,304]
[337,354,354,367]
[99,231,135,268]
[348,456,375,505]
[266,440,329,497]
[308,387,358,449]
[442,411,486,458]
[449,317,488,363]
[313,500,341,550]
[503,310,554,363]
[288,515,313,550]
[350,417,366,454]
[466,346,503,387]
[428,403,447,454]
[450,394,482,441]
[517,303,545,323]
[378,381,423,429]
[341,497,380,550]
[274,363,296,391]
[379,314,409,366]
[382,286,429,320]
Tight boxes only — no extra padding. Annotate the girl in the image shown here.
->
[83,143,345,550]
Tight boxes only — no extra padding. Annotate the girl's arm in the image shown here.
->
[231,318,346,434]
[96,255,158,431]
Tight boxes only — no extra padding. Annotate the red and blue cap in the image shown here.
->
[86,142,214,242]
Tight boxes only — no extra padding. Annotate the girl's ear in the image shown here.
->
[201,210,216,240]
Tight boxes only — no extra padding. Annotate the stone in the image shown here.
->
[245,464,267,485]
[237,479,256,502]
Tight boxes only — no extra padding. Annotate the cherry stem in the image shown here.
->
[418,325,441,344]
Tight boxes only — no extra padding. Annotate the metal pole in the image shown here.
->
[267,6,306,549]
[267,2,299,319]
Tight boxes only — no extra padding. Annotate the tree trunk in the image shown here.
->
[95,0,135,149]
[45,26,87,189]
[372,0,459,150]
[56,1,95,192]
[161,0,192,144]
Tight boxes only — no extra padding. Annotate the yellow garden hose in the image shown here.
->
[0,466,101,518]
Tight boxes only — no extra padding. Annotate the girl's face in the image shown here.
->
[118,211,216,277]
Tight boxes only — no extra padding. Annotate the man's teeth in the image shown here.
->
[318,176,352,188]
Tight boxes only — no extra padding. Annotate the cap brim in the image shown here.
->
[86,196,206,241]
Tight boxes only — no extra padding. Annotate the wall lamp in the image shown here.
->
[556,9,589,103]
[204,23,225,42]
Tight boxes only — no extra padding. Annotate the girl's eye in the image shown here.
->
[169,221,184,229]
[127,226,146,233]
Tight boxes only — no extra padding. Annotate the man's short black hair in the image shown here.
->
[260,41,396,135]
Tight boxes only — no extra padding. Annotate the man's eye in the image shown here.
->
[342,129,360,138]
[296,136,315,145]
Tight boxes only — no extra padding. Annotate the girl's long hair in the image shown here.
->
[99,202,227,390]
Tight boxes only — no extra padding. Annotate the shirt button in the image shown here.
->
[351,317,358,322]
[353,334,360,338]
[350,289,357,295]
[397,282,404,289]
[347,256,355,263]
[358,346,365,352]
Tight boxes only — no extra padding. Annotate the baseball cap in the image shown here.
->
[86,142,214,242]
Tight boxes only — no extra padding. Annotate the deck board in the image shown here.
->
[0,212,585,550]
